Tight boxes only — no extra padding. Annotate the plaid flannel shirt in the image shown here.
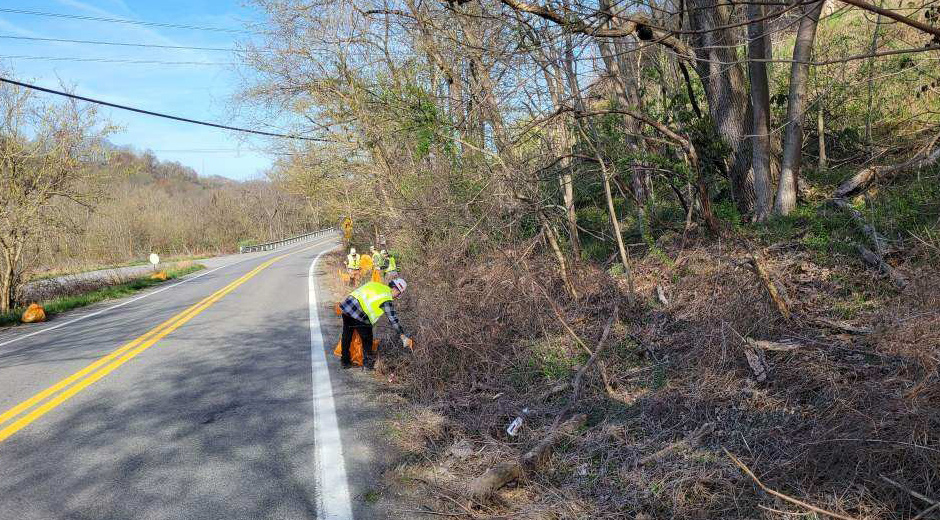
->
[340,296,406,336]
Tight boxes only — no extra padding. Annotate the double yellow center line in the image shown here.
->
[0,243,320,443]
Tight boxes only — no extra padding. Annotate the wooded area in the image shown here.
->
[238,0,939,517]
[0,79,319,312]
[2,0,939,515]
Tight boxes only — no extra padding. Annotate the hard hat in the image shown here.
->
[380,249,387,255]
[350,247,356,254]
[390,278,407,293]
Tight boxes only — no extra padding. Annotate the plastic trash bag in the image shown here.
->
[150,270,168,281]
[21,303,46,323]
[333,330,379,366]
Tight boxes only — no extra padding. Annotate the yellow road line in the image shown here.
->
[0,243,322,443]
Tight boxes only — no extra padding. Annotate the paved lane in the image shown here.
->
[0,235,388,520]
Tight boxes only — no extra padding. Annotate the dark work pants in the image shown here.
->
[341,313,373,365]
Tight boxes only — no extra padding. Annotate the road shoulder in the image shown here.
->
[314,251,419,520]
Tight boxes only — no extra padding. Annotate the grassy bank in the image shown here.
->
[0,263,205,327]
[27,253,216,282]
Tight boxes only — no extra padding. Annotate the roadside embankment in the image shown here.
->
[1,262,205,327]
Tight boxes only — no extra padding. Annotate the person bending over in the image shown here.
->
[339,278,411,369]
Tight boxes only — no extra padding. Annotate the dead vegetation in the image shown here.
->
[373,231,939,519]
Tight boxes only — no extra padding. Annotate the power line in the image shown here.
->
[0,7,259,34]
[0,76,329,142]
[0,55,230,65]
[0,34,257,53]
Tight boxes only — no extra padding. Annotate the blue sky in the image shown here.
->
[0,0,283,180]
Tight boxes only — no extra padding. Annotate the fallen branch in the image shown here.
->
[746,338,803,352]
[468,414,588,500]
[812,317,873,335]
[726,449,861,520]
[912,502,940,520]
[831,198,890,256]
[640,422,714,466]
[748,253,791,320]
[858,244,908,289]
[834,141,940,197]
[744,347,770,382]
[829,198,907,288]
[880,475,940,509]
[551,304,618,430]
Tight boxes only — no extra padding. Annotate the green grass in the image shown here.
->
[363,489,381,504]
[0,263,205,327]
[508,336,589,390]
[29,254,214,282]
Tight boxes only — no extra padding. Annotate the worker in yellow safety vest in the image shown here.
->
[345,247,361,286]
[371,246,384,271]
[346,248,361,269]
[338,278,411,369]
[383,250,398,276]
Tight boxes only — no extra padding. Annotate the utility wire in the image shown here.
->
[0,7,258,34]
[0,76,329,142]
[0,55,230,65]
[0,34,260,53]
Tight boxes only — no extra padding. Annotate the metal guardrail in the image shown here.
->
[238,228,336,253]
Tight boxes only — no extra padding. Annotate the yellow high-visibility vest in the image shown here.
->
[346,254,360,269]
[385,255,397,273]
[350,281,393,324]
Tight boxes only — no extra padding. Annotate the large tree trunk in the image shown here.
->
[775,0,826,215]
[688,0,755,213]
[746,1,775,221]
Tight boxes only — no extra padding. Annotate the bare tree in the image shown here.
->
[775,0,826,215]
[0,80,115,312]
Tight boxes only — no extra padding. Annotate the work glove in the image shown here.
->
[400,334,414,350]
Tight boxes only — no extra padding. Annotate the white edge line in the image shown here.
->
[0,237,334,349]
[308,247,354,520]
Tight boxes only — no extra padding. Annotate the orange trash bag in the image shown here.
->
[333,330,379,366]
[21,303,46,323]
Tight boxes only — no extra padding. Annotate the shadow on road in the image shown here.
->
[0,297,383,520]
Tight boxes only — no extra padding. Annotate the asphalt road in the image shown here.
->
[0,234,404,520]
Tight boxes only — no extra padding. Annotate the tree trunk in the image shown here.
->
[600,154,636,299]
[775,0,826,215]
[688,0,755,212]
[597,0,647,204]
[746,1,775,221]
[0,242,20,313]
[565,65,636,298]
[0,265,12,313]
[543,64,581,258]
[817,101,827,171]
[865,4,883,156]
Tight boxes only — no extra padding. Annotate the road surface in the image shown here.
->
[0,234,403,520]
[20,247,298,302]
